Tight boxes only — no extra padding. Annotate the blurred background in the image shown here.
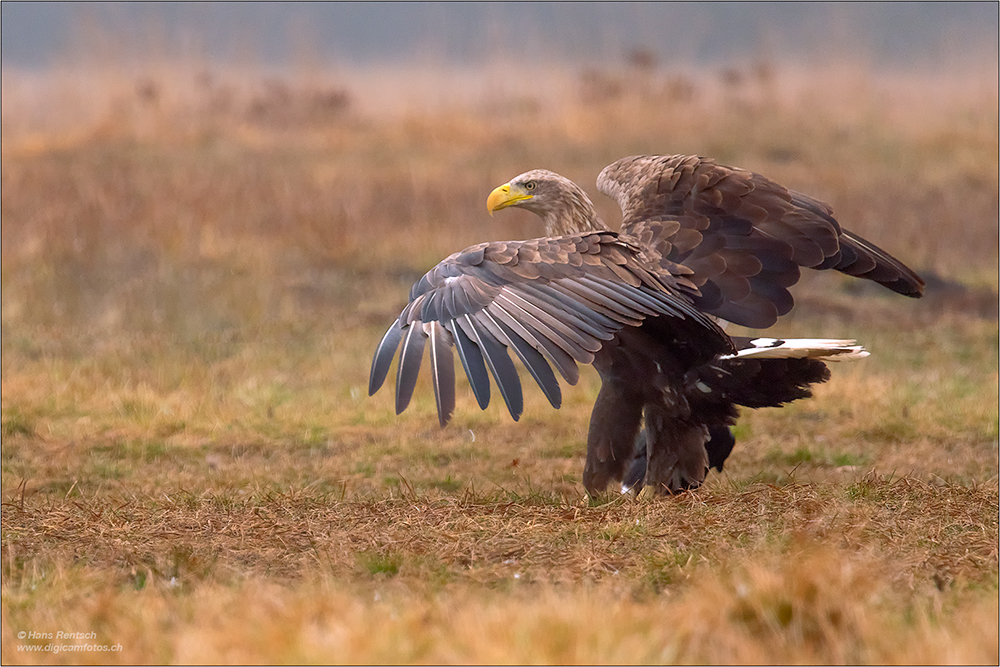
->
[2,1,997,349]
[4,2,997,69]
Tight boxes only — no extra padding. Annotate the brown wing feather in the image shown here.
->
[597,155,925,328]
[370,232,732,425]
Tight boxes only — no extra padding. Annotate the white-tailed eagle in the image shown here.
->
[369,155,923,495]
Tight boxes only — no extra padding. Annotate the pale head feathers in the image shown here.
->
[504,169,609,236]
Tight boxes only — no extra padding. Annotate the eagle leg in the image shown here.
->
[624,423,734,493]
[642,404,710,494]
[582,379,644,496]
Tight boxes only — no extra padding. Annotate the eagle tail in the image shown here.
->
[720,338,869,361]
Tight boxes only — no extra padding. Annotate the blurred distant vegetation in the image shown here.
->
[2,51,997,338]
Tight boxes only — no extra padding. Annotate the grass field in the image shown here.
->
[2,56,998,663]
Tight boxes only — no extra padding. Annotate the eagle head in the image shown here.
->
[486,169,605,235]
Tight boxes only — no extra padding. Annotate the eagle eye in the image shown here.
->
[524,181,536,191]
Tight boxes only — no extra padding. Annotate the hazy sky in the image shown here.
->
[2,2,997,70]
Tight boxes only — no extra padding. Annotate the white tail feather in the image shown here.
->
[720,338,869,361]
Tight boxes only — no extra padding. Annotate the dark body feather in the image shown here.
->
[370,155,923,495]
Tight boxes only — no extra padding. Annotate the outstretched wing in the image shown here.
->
[597,154,925,328]
[369,232,732,426]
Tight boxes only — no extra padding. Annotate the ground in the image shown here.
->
[1,57,998,663]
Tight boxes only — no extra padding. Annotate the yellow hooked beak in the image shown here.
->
[486,182,533,216]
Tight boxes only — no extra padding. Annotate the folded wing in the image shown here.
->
[597,154,925,328]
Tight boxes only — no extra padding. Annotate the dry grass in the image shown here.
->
[2,53,998,663]
[2,479,997,663]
